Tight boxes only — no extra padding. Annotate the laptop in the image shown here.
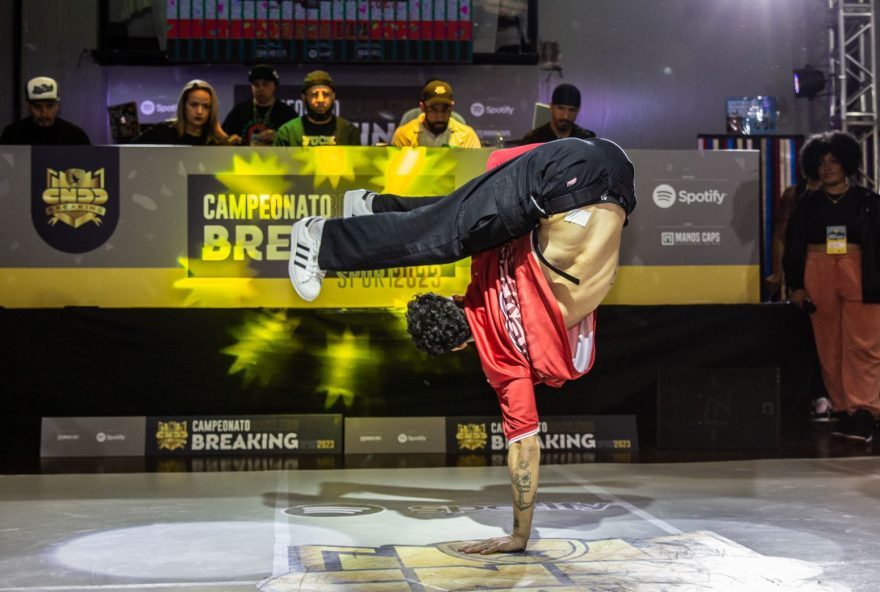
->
[532,102,551,130]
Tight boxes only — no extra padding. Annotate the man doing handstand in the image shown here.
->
[288,137,636,554]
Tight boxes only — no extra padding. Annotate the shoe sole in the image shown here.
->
[843,434,874,443]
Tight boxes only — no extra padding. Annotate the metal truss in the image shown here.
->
[828,0,878,188]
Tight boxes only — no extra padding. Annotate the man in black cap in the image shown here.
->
[520,83,595,144]
[1,76,90,145]
[274,70,361,147]
[222,65,297,146]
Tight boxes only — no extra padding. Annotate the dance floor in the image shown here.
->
[1,455,878,591]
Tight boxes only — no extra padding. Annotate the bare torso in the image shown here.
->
[534,203,626,328]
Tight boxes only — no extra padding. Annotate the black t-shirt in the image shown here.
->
[133,123,209,146]
[0,117,91,145]
[520,123,596,145]
[222,99,297,145]
[803,188,863,244]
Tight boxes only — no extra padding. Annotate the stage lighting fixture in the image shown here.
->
[793,66,825,99]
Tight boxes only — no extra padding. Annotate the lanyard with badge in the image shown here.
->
[826,225,847,254]
[825,189,847,254]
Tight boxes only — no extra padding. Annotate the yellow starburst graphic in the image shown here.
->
[315,328,371,409]
[173,256,259,307]
[215,152,292,195]
[292,146,370,190]
[370,147,460,196]
[222,311,302,387]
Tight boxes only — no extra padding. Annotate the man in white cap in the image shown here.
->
[391,80,481,148]
[1,77,91,145]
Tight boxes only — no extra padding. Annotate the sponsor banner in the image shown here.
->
[466,100,519,146]
[189,173,454,281]
[446,415,638,454]
[624,149,760,267]
[146,414,341,456]
[40,416,146,457]
[344,417,446,454]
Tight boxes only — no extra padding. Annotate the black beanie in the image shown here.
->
[551,84,581,108]
[249,64,279,84]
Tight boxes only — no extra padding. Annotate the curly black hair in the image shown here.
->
[405,293,472,356]
[800,131,863,181]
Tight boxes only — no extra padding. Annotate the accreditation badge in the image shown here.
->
[826,225,847,254]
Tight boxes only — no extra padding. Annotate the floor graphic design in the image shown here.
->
[259,530,841,591]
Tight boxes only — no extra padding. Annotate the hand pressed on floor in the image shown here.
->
[458,534,528,555]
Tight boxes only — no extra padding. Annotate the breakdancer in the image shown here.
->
[289,137,636,553]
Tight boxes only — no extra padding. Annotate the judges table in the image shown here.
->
[0,145,760,308]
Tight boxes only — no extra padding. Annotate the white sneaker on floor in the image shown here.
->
[343,189,376,218]
[288,217,326,302]
[811,397,833,422]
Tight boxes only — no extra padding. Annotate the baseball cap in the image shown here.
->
[27,77,59,102]
[422,80,453,106]
[302,70,334,93]
[551,84,581,108]
[248,64,279,84]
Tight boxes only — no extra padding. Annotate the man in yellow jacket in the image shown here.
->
[391,80,481,148]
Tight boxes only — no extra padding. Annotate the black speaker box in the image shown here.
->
[657,368,780,450]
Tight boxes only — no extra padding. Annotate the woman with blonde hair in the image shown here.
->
[135,79,236,145]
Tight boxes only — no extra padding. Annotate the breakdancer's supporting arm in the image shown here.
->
[460,434,542,554]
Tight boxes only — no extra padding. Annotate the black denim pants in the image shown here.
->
[317,137,636,272]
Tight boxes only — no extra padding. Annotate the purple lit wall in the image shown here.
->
[0,1,12,122]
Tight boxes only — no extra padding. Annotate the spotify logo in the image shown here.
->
[652,184,677,209]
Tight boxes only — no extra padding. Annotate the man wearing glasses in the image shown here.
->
[391,80,481,148]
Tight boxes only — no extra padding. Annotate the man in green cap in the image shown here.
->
[274,70,361,147]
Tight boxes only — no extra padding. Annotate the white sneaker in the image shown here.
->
[343,189,376,218]
[289,217,326,302]
[811,397,832,422]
